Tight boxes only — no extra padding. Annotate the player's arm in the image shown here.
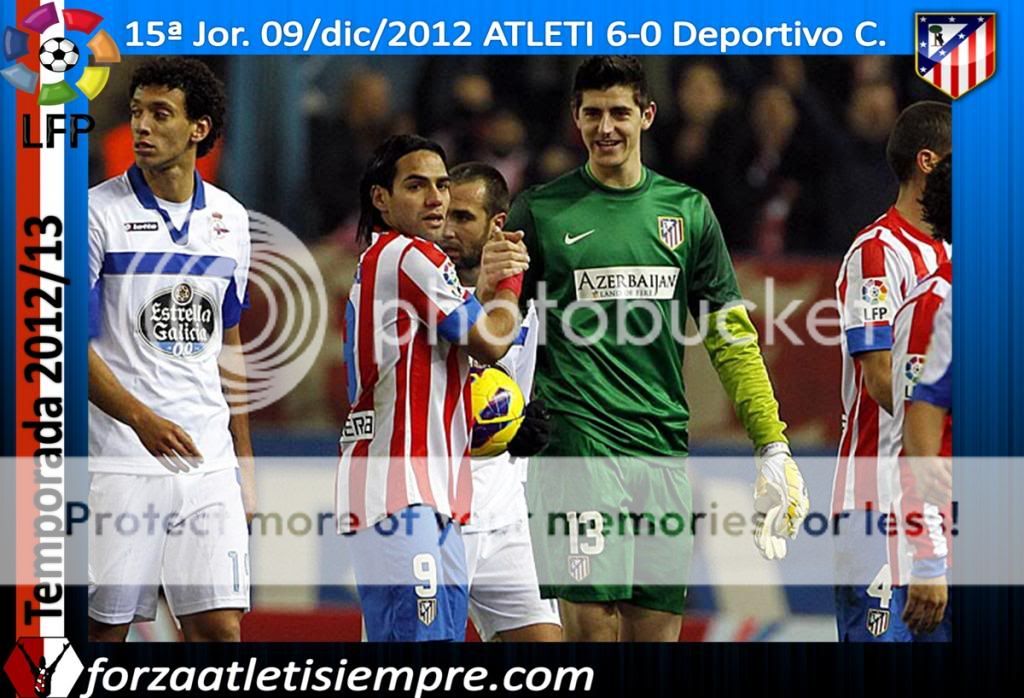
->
[88,346,203,473]
[902,297,953,502]
[901,400,951,635]
[465,228,529,364]
[465,291,522,364]
[901,401,950,637]
[405,238,526,365]
[504,191,542,306]
[692,198,808,559]
[903,295,953,501]
[703,304,809,557]
[219,215,256,522]
[903,401,948,459]
[842,238,903,415]
[703,304,788,449]
[901,298,952,634]
[219,325,256,523]
[857,350,894,414]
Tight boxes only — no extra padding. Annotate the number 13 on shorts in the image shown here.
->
[567,511,606,555]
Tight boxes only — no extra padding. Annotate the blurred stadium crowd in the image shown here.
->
[91,55,946,256]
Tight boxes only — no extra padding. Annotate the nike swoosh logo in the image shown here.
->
[564,230,596,245]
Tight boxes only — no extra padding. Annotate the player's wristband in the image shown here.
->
[495,272,524,297]
[757,442,791,459]
[912,557,948,579]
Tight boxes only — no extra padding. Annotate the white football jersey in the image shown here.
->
[88,166,250,475]
[465,303,539,533]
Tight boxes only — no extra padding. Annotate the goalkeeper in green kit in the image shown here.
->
[506,57,810,641]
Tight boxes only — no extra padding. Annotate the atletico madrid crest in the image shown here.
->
[657,216,685,250]
[417,598,437,627]
[568,554,591,581]
[866,608,891,638]
[915,13,995,99]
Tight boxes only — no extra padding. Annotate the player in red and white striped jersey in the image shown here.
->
[337,135,529,642]
[892,264,951,582]
[835,205,951,512]
[898,155,953,639]
[832,101,951,642]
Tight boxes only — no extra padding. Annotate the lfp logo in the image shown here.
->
[1,2,120,105]
[861,279,889,305]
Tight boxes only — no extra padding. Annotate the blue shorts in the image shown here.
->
[345,505,469,642]
[833,509,911,642]
[834,582,912,642]
[833,510,951,642]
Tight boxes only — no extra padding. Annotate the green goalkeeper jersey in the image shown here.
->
[507,165,741,457]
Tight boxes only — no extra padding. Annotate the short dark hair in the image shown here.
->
[356,135,448,246]
[449,162,510,218]
[129,58,226,159]
[571,56,651,113]
[920,155,952,243]
[885,101,951,184]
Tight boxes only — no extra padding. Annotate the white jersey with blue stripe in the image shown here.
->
[464,303,539,533]
[88,167,250,474]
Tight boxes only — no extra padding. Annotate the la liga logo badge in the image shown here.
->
[2,2,121,105]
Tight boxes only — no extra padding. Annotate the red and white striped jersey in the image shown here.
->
[892,263,952,456]
[891,263,952,582]
[336,231,483,532]
[833,206,950,514]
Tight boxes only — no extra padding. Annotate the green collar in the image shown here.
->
[582,162,651,195]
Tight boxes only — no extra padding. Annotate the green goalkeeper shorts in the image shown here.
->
[526,423,693,615]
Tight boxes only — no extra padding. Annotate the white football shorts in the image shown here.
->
[464,517,560,641]
[88,468,250,625]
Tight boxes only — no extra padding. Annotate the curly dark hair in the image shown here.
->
[129,58,226,158]
[920,155,951,243]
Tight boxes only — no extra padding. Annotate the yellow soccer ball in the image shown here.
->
[470,367,525,458]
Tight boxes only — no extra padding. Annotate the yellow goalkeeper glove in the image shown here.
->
[753,442,810,560]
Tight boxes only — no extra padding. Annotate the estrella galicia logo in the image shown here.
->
[3,638,84,698]
[138,282,217,358]
[1,2,121,105]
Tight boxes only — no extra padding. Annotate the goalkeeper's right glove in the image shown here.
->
[753,442,810,560]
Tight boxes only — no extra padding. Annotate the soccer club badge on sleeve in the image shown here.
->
[915,12,995,99]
